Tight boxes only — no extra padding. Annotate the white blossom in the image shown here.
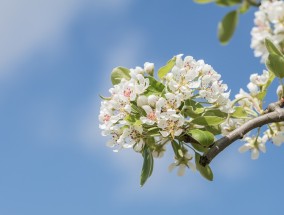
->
[239,135,267,160]
[148,95,159,107]
[157,110,184,138]
[250,70,269,86]
[140,105,157,125]
[251,0,284,62]
[118,125,145,151]
[156,93,182,116]
[168,152,196,176]
[137,95,148,107]
[265,122,284,146]
[144,62,154,75]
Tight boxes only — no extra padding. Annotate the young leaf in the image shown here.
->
[238,0,250,14]
[191,116,226,126]
[195,153,214,181]
[144,76,165,96]
[187,129,214,147]
[158,57,176,79]
[194,0,213,4]
[171,140,182,159]
[190,143,208,153]
[266,54,284,79]
[124,114,136,123]
[140,146,154,187]
[203,125,222,135]
[183,99,205,118]
[231,107,248,118]
[111,67,131,85]
[216,0,242,6]
[265,38,283,56]
[99,94,111,100]
[182,106,205,118]
[218,10,239,45]
[203,109,228,118]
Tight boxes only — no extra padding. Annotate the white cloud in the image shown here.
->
[0,0,133,76]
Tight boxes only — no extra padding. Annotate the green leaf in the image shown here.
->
[265,38,283,56]
[144,76,165,96]
[216,0,242,6]
[134,120,142,126]
[266,54,284,79]
[146,127,160,137]
[185,99,203,108]
[183,99,204,118]
[140,146,154,187]
[99,94,111,100]
[190,143,208,153]
[131,103,142,114]
[255,92,266,101]
[218,10,239,45]
[124,114,136,123]
[203,109,228,118]
[191,116,226,126]
[158,57,176,79]
[238,1,250,14]
[171,140,182,159]
[182,106,205,118]
[231,106,248,118]
[194,0,213,4]
[187,129,214,147]
[202,126,222,135]
[195,153,214,181]
[111,67,131,85]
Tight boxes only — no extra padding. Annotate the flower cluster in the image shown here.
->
[251,0,284,62]
[235,71,284,160]
[165,55,233,113]
[99,54,233,183]
[264,121,284,146]
[221,70,270,135]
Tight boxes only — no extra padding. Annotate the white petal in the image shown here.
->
[142,105,152,114]
[187,162,196,172]
[168,163,176,172]
[177,165,186,176]
[251,148,259,160]
[174,129,183,136]
[106,140,115,148]
[137,96,148,107]
[239,144,250,153]
[258,143,266,153]
[148,95,158,107]
[160,131,170,137]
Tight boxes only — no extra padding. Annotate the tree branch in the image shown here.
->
[199,101,284,167]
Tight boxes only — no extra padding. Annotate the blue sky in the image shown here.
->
[0,0,284,214]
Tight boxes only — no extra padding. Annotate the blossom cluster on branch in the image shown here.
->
[251,0,284,62]
[99,0,284,186]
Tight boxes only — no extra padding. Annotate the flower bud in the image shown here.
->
[144,62,154,76]
[148,95,158,107]
[137,95,148,107]
[277,85,283,99]
[247,82,259,95]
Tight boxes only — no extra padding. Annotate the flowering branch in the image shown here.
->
[99,0,284,186]
[200,100,284,167]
